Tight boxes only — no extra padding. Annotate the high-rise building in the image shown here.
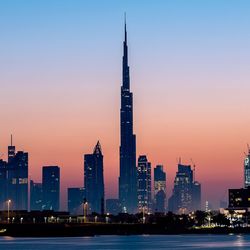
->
[0,159,7,210]
[68,187,85,215]
[0,138,28,211]
[244,148,250,188]
[7,150,28,210]
[168,163,201,213]
[228,187,250,208]
[137,155,152,213]
[154,165,166,213]
[42,166,60,211]
[119,19,137,214]
[30,180,43,211]
[84,141,104,214]
[192,181,201,211]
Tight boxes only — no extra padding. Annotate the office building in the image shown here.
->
[228,187,250,208]
[154,165,166,213]
[0,137,28,211]
[0,159,7,210]
[137,155,152,213]
[68,187,85,215]
[244,148,250,188]
[84,141,104,214]
[30,180,43,211]
[168,163,201,213]
[7,150,28,210]
[42,166,60,211]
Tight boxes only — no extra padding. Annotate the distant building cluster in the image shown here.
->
[0,23,202,215]
[227,148,250,210]
[168,163,201,213]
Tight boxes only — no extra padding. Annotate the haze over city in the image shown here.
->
[1,0,250,210]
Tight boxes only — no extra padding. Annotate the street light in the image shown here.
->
[106,213,109,224]
[83,202,88,223]
[142,207,146,224]
[7,200,11,223]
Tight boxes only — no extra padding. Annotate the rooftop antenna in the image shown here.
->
[11,134,13,147]
[190,158,196,182]
[179,157,181,164]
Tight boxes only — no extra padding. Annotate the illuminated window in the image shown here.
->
[19,178,28,184]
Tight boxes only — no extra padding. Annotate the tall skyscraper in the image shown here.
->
[84,141,104,214]
[244,148,250,188]
[137,155,152,213]
[7,150,28,210]
[30,180,43,211]
[168,163,201,213]
[0,138,28,211]
[119,19,137,214]
[154,165,167,213]
[42,166,60,211]
[68,187,85,215]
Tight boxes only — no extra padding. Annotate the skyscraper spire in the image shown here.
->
[124,13,127,44]
[122,14,129,91]
[93,140,102,155]
[119,17,137,214]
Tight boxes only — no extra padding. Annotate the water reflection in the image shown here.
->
[0,235,249,249]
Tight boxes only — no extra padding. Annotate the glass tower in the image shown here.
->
[244,150,250,188]
[42,166,60,211]
[84,141,104,214]
[137,155,152,213]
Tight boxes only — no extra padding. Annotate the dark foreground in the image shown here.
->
[0,223,250,237]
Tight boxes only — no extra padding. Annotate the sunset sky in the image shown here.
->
[1,0,250,210]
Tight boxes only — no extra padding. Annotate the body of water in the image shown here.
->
[0,234,249,249]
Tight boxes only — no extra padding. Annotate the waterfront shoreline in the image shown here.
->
[0,223,249,237]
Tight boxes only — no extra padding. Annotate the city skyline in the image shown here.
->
[1,0,250,210]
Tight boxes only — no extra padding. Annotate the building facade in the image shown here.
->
[42,166,60,211]
[7,150,28,211]
[119,21,137,214]
[67,187,85,215]
[154,165,166,213]
[244,149,250,188]
[84,141,104,214]
[30,180,43,211]
[137,155,152,213]
[0,159,7,210]
[0,139,28,211]
[228,187,250,208]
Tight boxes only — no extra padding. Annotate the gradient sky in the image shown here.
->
[1,0,250,210]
